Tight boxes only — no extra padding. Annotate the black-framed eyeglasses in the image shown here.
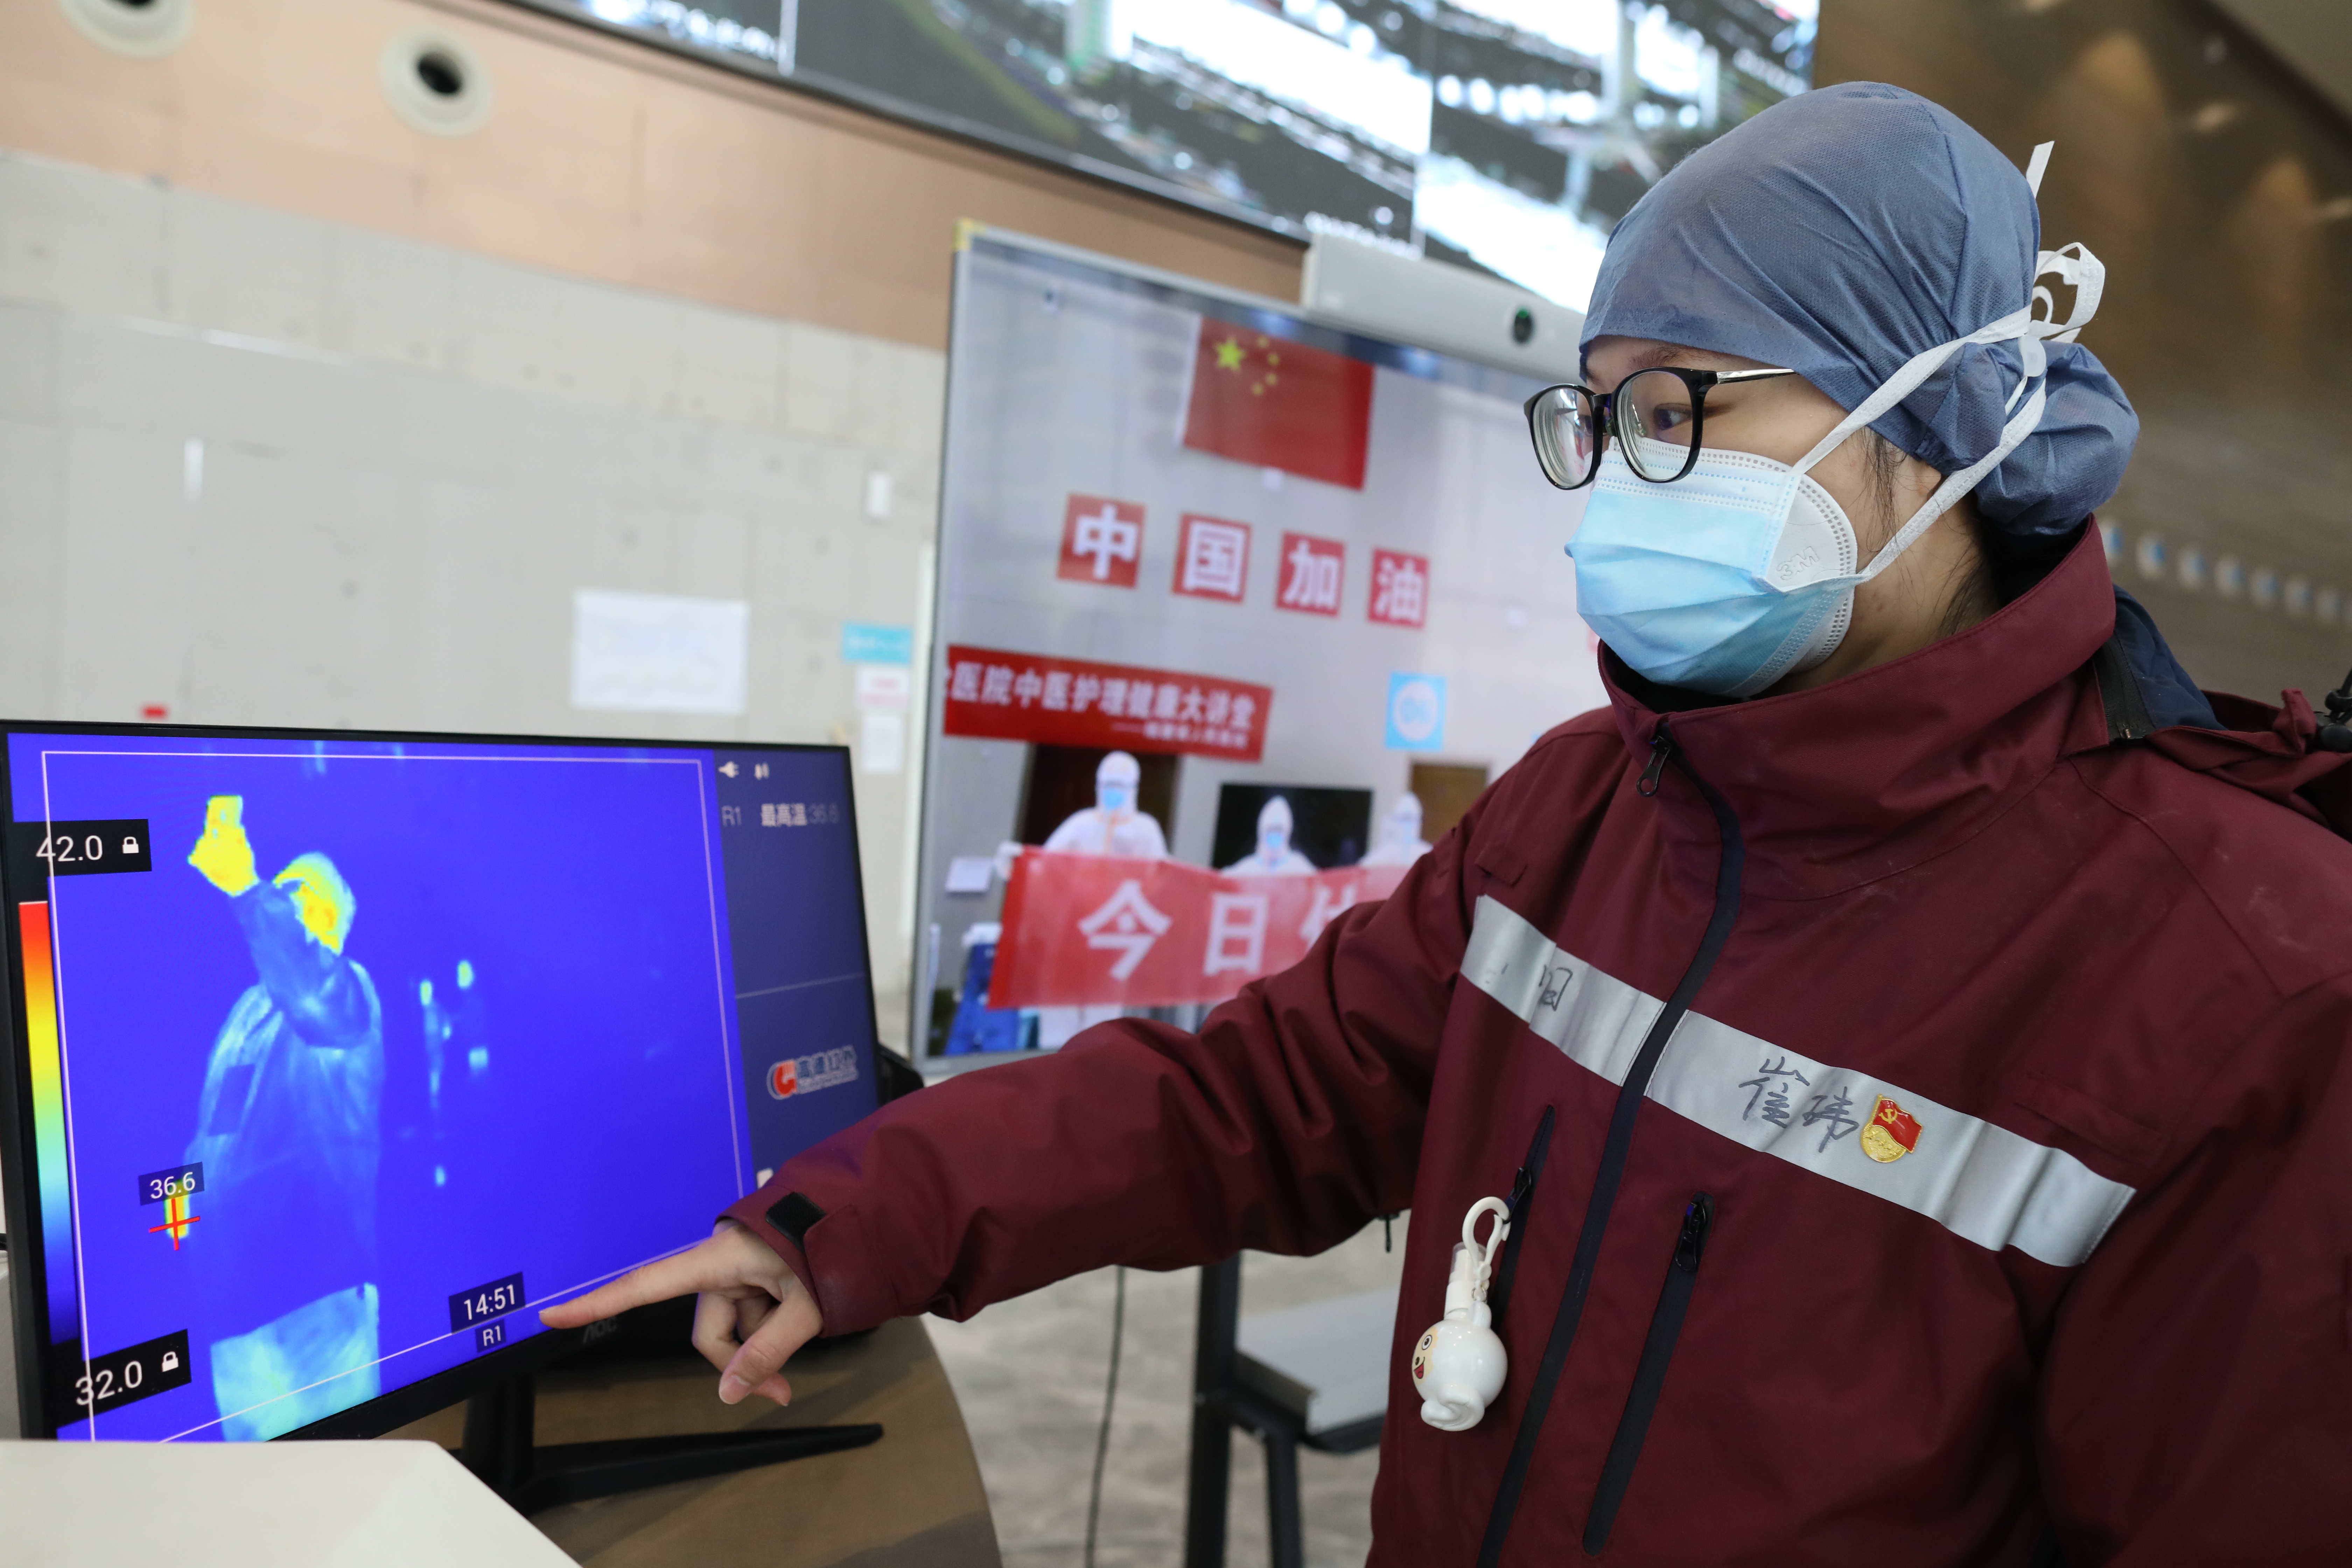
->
[1524,366,1800,489]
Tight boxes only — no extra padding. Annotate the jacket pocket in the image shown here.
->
[1483,1105,1555,1327]
[1581,1192,1713,1555]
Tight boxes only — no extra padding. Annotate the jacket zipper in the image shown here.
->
[1581,1192,1715,1554]
[1637,729,1673,796]
[1475,718,1745,1568]
[1484,1106,1556,1327]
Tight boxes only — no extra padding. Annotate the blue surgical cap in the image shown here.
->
[1581,82,2137,536]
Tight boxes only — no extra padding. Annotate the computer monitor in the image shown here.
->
[0,721,881,1443]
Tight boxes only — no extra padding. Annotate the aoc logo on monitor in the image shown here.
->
[768,1047,861,1100]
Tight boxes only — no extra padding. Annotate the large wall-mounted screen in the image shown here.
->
[520,0,1815,308]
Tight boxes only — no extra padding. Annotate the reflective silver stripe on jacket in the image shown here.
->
[1461,896,2136,1268]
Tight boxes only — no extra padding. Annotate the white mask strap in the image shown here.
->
[1854,379,2047,582]
[1790,306,2033,477]
[2031,241,2103,346]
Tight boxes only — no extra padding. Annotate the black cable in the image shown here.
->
[1082,1266,1126,1568]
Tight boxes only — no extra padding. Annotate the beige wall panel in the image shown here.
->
[170,116,425,239]
[0,0,1303,351]
[411,34,643,279]
[0,69,173,185]
[632,78,821,309]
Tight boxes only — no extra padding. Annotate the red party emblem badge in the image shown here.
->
[1861,1096,1923,1163]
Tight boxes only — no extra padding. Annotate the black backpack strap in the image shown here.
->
[2090,634,2155,742]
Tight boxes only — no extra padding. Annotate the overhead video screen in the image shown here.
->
[527,0,1815,308]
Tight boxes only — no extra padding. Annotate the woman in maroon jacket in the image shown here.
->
[548,85,2352,1563]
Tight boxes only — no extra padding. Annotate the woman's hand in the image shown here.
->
[538,1220,823,1407]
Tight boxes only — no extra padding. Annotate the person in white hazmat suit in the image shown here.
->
[1036,751,1168,1049]
[1223,795,1317,876]
[1358,793,1435,868]
[183,796,384,1441]
[1040,751,1169,859]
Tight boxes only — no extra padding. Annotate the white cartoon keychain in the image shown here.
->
[1409,1195,1511,1430]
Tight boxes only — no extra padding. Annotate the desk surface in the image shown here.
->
[388,1317,1000,1568]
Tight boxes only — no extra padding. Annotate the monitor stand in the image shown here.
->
[458,1372,882,1513]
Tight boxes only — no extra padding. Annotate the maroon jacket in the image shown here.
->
[730,531,2352,1564]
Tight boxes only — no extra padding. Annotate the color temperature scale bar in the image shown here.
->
[16,902,79,1346]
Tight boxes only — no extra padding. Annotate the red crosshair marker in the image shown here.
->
[148,1190,201,1250]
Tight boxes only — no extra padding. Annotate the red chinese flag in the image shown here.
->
[1182,321,1373,490]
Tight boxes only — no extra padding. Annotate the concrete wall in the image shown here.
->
[0,149,946,1033]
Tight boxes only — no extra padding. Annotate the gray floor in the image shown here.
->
[927,1216,1412,1568]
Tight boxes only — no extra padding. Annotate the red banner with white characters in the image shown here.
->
[942,644,1273,762]
[988,851,1408,1009]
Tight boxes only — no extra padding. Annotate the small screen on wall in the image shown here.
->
[528,0,1815,311]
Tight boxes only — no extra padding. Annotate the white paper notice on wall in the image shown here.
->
[854,665,912,710]
[572,590,749,715]
[860,710,907,775]
[944,856,995,894]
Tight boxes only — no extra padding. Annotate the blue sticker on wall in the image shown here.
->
[1385,672,1447,752]
[841,622,913,665]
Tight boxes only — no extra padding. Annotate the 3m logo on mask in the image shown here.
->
[1771,544,1822,585]
[767,1048,860,1100]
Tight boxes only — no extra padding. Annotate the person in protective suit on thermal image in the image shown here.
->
[547,84,2352,1562]
[184,795,384,1441]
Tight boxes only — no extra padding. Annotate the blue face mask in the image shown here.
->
[1569,440,1863,698]
[1098,784,1133,815]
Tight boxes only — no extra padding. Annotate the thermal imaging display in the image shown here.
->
[1,726,880,1441]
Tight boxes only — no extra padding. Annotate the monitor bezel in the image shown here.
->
[0,716,880,1443]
